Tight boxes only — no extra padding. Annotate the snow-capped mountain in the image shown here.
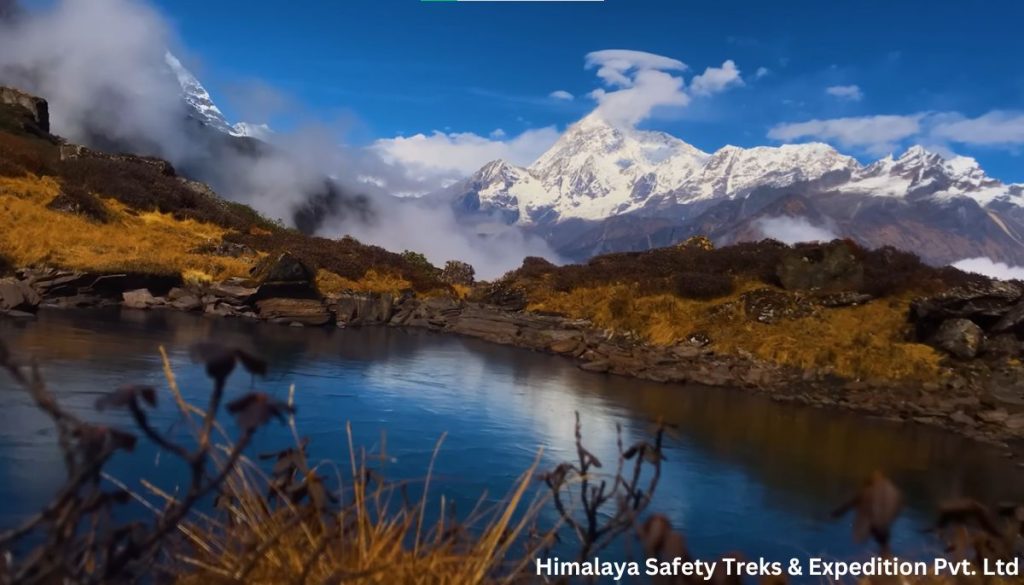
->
[449,114,1023,230]
[447,113,1024,265]
[164,52,271,140]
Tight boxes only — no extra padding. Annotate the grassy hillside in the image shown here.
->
[495,240,987,383]
[0,101,448,293]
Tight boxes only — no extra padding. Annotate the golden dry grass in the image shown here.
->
[0,175,256,281]
[316,268,413,295]
[529,281,943,382]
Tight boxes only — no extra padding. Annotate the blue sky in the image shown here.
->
[148,0,1023,181]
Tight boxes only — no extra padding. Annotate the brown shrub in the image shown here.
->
[46,183,109,223]
[673,271,735,300]
[225,231,448,293]
[0,131,56,177]
[53,156,276,233]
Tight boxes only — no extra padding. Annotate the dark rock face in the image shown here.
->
[929,318,985,359]
[776,241,864,292]
[0,86,49,133]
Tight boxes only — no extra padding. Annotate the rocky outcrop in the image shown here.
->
[0,86,49,133]
[58,143,176,176]
[256,298,332,326]
[910,281,1024,359]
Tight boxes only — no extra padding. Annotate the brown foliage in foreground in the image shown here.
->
[0,341,547,584]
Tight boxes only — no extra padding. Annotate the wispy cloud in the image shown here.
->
[930,111,1024,146]
[754,216,837,244]
[825,84,863,101]
[372,126,559,183]
[768,114,923,155]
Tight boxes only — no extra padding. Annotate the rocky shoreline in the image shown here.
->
[3,255,1024,457]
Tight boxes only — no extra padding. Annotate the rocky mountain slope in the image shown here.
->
[445,114,1024,265]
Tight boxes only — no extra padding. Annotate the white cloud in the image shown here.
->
[689,60,744,96]
[583,49,742,127]
[768,114,923,155]
[584,49,687,87]
[954,257,1024,281]
[373,126,560,179]
[931,111,1024,146]
[755,66,770,79]
[768,109,1024,155]
[825,84,863,101]
[754,216,837,245]
[549,90,574,101]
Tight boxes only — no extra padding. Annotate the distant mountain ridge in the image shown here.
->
[443,113,1024,265]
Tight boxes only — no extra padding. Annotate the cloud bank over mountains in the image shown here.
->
[770,111,1024,157]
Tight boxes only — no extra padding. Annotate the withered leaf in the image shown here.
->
[226,392,293,430]
[191,342,268,385]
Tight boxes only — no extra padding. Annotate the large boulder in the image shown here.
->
[776,241,864,292]
[0,278,41,313]
[256,298,331,326]
[929,318,985,359]
[122,288,159,310]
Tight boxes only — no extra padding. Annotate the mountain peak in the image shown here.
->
[164,52,234,134]
[165,51,271,140]
[898,145,942,162]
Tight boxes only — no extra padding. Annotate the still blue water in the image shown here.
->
[1,308,1022,567]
